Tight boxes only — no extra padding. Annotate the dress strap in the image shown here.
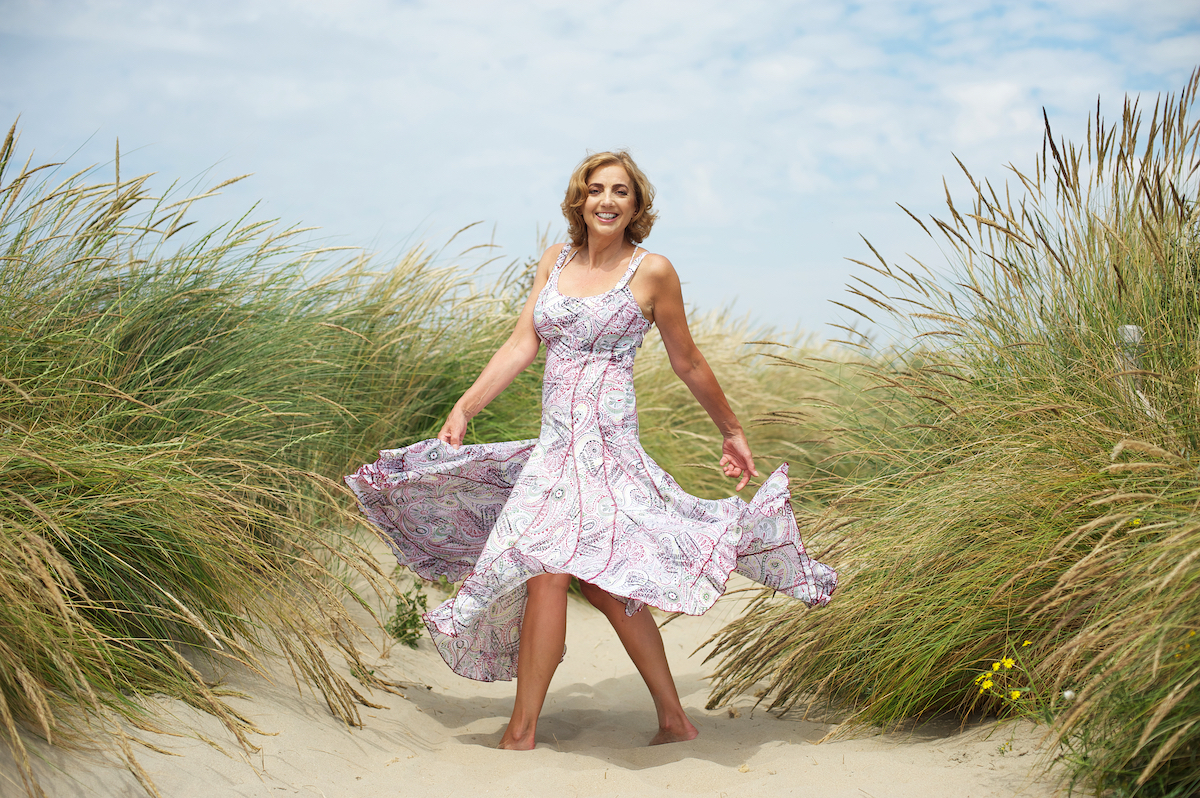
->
[615,247,648,290]
[548,243,576,286]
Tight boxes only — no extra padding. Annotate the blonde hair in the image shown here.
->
[561,151,657,247]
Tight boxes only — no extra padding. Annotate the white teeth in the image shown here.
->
[597,213,618,220]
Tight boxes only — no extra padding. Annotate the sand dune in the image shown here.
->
[5,575,1061,798]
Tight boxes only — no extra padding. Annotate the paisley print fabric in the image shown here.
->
[346,244,837,682]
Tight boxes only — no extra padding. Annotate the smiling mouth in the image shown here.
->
[596,213,619,220]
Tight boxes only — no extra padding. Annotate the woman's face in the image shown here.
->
[582,163,637,242]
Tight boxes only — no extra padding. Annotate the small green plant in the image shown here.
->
[385,584,430,648]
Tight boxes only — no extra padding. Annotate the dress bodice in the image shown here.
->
[533,244,653,441]
[533,244,652,361]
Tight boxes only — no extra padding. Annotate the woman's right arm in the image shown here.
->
[438,245,563,447]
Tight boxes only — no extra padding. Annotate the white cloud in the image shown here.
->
[0,0,1194,331]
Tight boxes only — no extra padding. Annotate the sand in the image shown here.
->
[5,574,1064,798]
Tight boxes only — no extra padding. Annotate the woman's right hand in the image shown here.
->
[438,407,469,449]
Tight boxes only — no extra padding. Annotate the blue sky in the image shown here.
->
[2,1,1197,335]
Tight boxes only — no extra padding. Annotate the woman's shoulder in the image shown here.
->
[532,242,570,269]
[635,251,678,283]
[542,242,572,258]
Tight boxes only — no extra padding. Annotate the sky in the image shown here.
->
[1,0,1197,337]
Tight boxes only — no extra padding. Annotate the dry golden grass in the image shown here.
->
[706,70,1200,797]
[0,123,530,796]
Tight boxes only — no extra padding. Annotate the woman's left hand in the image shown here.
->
[719,431,758,491]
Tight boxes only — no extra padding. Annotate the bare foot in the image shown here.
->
[649,717,699,745]
[498,724,537,750]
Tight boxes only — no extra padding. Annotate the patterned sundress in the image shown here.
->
[346,244,837,681]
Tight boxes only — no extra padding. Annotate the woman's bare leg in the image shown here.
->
[578,581,699,745]
[498,573,570,750]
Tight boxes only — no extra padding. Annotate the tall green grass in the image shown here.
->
[0,125,534,796]
[707,71,1200,796]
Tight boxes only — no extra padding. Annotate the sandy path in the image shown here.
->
[6,575,1062,798]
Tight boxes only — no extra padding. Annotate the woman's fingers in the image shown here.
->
[438,418,465,449]
[723,458,751,490]
[721,440,758,482]
[733,443,758,478]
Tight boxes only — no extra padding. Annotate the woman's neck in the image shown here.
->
[582,233,631,272]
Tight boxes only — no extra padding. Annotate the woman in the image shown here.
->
[346,151,836,750]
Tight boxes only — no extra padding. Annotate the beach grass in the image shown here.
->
[0,124,537,796]
[706,71,1200,796]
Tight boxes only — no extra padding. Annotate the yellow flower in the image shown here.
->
[982,679,994,690]
[1022,640,1032,647]
[1010,690,1021,700]
[1129,517,1142,526]
[1002,657,1015,669]
[992,662,1001,671]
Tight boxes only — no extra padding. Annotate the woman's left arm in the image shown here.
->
[639,255,759,491]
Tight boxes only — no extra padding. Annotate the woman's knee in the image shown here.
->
[578,580,615,609]
[526,573,571,599]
